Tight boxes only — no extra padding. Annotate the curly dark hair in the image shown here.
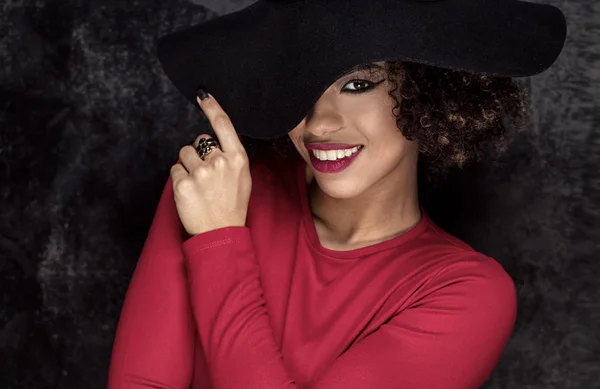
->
[243,60,531,182]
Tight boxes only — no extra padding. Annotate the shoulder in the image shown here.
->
[433,250,515,292]
[410,217,516,315]
[382,248,517,389]
[419,219,516,301]
[422,249,517,327]
[247,148,301,196]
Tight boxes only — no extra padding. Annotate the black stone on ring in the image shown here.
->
[195,137,219,159]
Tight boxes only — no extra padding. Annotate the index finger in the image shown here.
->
[196,93,244,153]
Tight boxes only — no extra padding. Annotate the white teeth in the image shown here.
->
[312,146,361,161]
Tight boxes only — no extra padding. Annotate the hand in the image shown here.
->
[170,93,252,236]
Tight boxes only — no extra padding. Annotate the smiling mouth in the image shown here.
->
[308,145,363,174]
[309,145,364,161]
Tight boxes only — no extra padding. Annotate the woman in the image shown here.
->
[107,1,567,388]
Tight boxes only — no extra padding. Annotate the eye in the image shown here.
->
[341,79,383,94]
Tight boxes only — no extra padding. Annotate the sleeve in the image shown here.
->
[107,168,196,389]
[181,232,517,389]
[308,254,518,389]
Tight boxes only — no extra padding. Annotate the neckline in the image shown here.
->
[295,156,430,259]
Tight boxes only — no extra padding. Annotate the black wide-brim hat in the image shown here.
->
[157,0,567,140]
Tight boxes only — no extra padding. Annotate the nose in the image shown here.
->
[303,101,345,139]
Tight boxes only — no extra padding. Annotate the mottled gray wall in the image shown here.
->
[0,0,598,388]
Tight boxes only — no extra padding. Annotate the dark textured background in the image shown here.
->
[1,0,598,388]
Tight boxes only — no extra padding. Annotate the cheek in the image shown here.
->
[367,124,416,164]
[359,108,401,144]
[287,128,304,154]
[288,119,306,141]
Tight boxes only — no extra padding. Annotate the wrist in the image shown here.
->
[186,221,246,237]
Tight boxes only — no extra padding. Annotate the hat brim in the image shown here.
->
[157,0,566,139]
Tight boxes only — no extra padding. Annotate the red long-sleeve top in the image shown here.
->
[107,152,517,389]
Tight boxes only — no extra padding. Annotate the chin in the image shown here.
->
[313,176,368,200]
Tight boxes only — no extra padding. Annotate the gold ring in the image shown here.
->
[195,137,220,160]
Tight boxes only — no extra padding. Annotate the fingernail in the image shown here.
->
[196,87,209,101]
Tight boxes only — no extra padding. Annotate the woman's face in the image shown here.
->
[287,61,419,199]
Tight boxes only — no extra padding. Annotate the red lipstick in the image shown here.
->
[305,143,362,151]
[307,145,364,174]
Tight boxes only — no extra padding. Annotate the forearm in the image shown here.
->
[182,227,297,389]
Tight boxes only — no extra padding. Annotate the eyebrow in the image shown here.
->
[338,63,385,78]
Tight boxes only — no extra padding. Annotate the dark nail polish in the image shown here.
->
[196,87,209,101]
